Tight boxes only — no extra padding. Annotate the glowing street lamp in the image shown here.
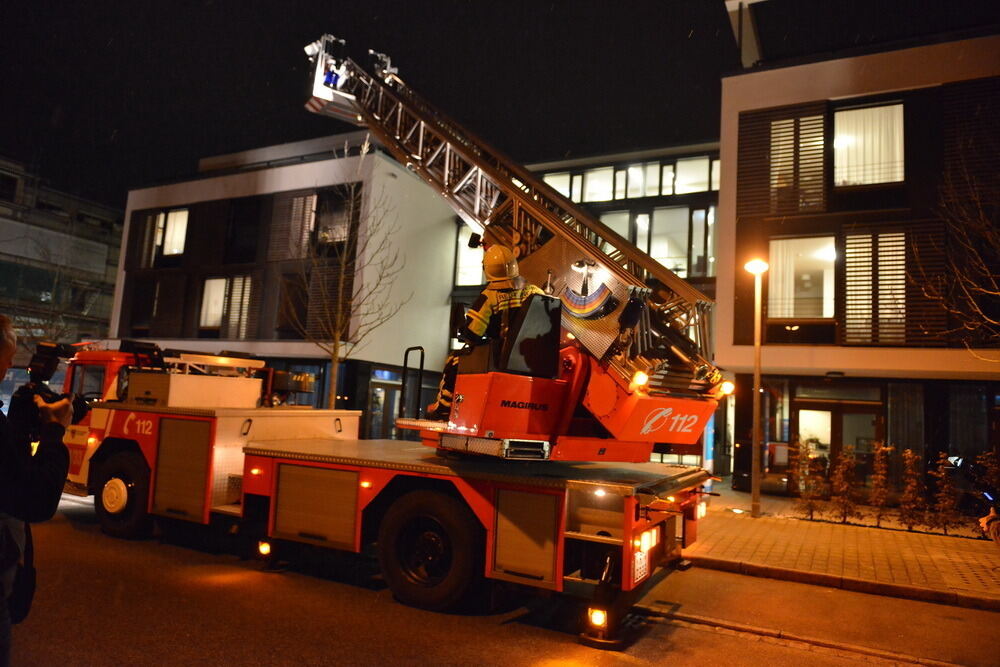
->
[744,258,769,518]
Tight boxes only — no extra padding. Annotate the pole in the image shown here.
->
[751,271,763,518]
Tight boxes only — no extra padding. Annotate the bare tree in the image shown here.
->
[828,446,862,524]
[281,140,411,409]
[927,451,961,536]
[867,442,893,528]
[793,440,827,521]
[913,125,1000,362]
[898,449,926,532]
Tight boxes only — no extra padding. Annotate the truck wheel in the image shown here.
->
[95,451,151,538]
[378,490,483,612]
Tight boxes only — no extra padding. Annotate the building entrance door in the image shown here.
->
[793,404,882,485]
[368,382,402,440]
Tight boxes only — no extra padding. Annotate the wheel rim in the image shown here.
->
[102,477,130,514]
[397,516,452,587]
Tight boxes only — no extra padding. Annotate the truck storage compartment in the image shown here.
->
[493,489,558,588]
[273,464,358,549]
[152,418,212,521]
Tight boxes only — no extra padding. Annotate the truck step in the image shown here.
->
[505,440,549,459]
[211,503,242,517]
[439,434,551,460]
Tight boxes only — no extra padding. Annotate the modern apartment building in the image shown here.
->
[716,34,1000,490]
[0,156,122,409]
[111,132,456,437]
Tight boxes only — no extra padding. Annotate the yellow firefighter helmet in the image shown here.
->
[483,245,519,286]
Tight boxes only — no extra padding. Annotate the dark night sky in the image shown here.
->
[0,1,738,208]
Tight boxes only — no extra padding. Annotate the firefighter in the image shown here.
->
[426,245,544,421]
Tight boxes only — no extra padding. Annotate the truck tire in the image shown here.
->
[378,490,483,612]
[95,451,152,538]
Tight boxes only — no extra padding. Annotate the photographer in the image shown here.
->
[0,315,70,665]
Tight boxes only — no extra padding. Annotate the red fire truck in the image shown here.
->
[52,35,730,647]
[57,342,710,646]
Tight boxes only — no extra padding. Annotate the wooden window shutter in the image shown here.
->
[738,103,827,218]
[876,232,906,344]
[843,234,874,344]
[221,275,253,340]
[843,223,946,346]
[268,192,317,261]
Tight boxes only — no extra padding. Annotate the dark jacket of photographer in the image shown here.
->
[0,404,68,523]
[0,401,69,597]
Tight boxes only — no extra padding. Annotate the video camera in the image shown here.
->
[7,341,85,442]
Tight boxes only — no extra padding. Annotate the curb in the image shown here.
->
[688,555,1000,612]
[633,606,958,667]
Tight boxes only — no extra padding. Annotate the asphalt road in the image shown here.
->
[12,495,999,666]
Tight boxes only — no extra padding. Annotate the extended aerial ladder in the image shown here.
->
[303,34,723,403]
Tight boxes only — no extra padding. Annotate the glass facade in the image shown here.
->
[542,152,719,205]
[539,151,719,284]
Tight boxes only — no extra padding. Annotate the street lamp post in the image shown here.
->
[744,258,769,518]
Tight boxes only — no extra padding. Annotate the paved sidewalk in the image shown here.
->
[682,483,1000,610]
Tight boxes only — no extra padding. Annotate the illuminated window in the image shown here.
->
[649,207,689,278]
[200,275,252,339]
[142,208,189,267]
[161,209,188,255]
[644,162,660,197]
[635,213,650,253]
[582,167,614,202]
[615,169,628,199]
[543,172,571,198]
[768,236,836,319]
[454,224,484,286]
[570,174,583,202]
[660,165,674,195]
[599,211,630,255]
[626,165,644,198]
[200,278,227,328]
[675,157,710,194]
[711,159,721,191]
[834,104,903,186]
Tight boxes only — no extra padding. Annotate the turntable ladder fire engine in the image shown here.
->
[303,34,722,400]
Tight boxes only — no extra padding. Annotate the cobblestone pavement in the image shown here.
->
[682,483,1000,609]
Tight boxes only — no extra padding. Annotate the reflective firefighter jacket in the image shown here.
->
[463,284,544,342]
